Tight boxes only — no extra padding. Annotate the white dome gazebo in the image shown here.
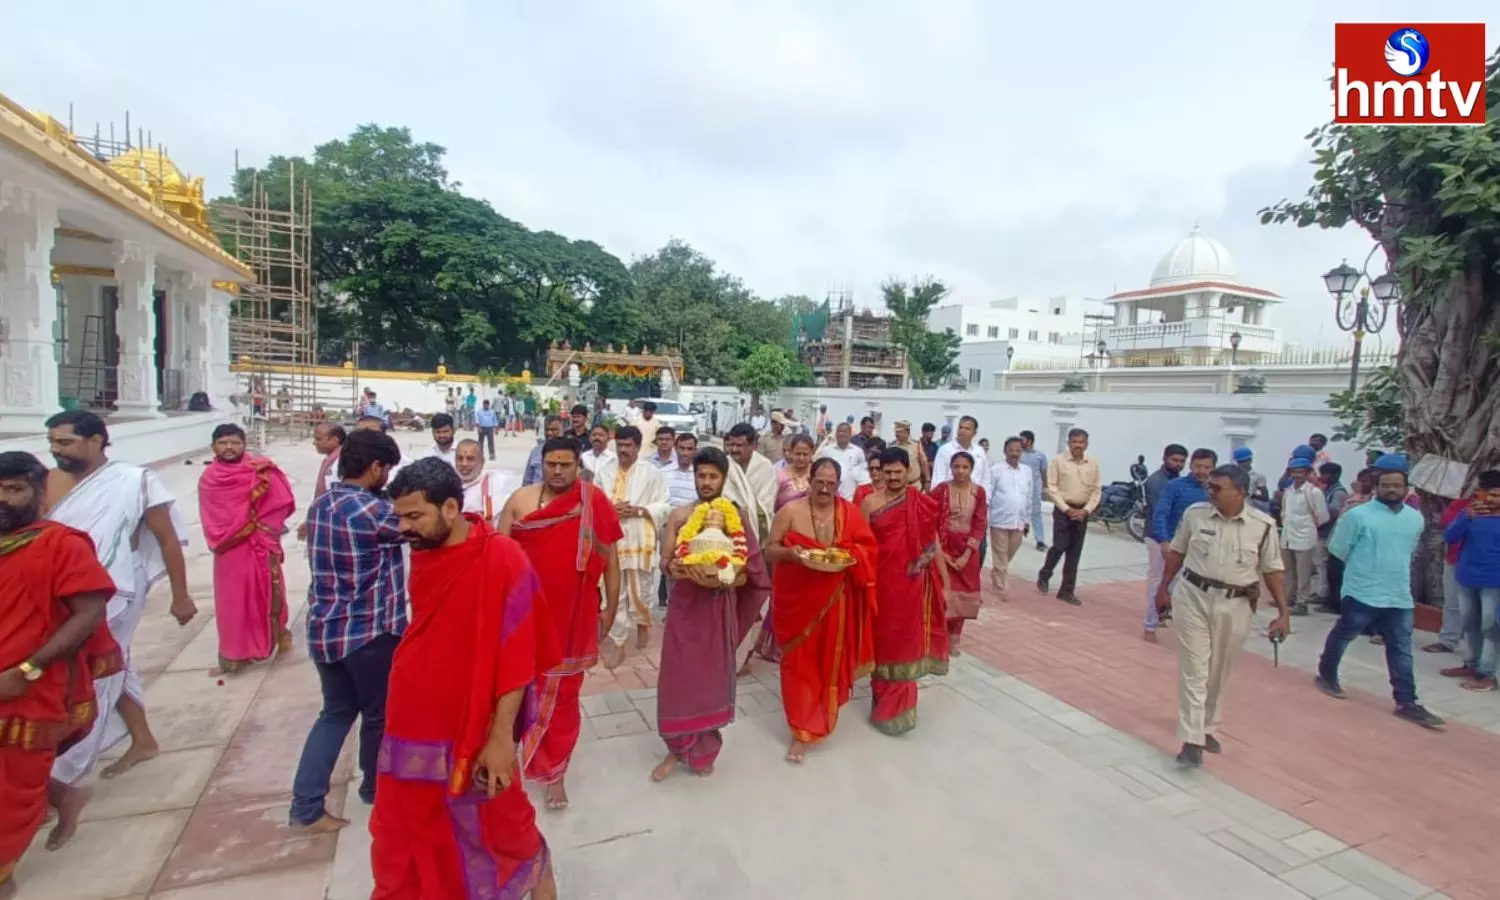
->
[1101,226,1282,366]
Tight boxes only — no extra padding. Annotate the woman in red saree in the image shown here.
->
[370,503,560,900]
[862,448,948,736]
[768,457,877,761]
[747,435,816,667]
[933,451,987,655]
[198,425,296,675]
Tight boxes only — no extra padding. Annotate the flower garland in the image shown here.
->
[675,498,748,569]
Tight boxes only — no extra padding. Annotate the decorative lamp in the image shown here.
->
[1229,332,1242,350]
[1322,260,1361,299]
[1371,272,1401,303]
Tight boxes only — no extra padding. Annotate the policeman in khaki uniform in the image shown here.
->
[1156,464,1290,767]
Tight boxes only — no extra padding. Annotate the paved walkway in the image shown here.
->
[12,433,1489,899]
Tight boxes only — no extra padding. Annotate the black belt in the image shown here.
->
[1182,568,1256,600]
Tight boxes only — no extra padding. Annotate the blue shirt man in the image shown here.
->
[474,405,499,430]
[1316,454,1443,729]
[1149,449,1218,543]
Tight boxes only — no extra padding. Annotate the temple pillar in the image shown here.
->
[175,272,214,405]
[208,287,235,404]
[113,239,162,417]
[1114,301,1132,326]
[0,182,61,432]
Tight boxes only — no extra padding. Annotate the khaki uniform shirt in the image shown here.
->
[1046,453,1102,512]
[1169,502,1283,587]
[758,430,785,463]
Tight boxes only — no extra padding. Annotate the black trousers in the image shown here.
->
[1039,507,1088,595]
[478,427,496,458]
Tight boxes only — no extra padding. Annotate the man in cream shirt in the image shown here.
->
[1037,427,1101,606]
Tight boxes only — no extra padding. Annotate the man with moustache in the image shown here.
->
[291,429,408,834]
[523,416,566,486]
[1141,443,1188,639]
[1315,454,1445,730]
[566,404,593,455]
[0,451,120,888]
[1038,428,1101,606]
[43,409,193,828]
[594,427,670,654]
[199,424,298,676]
[455,438,516,524]
[892,420,931,492]
[723,423,777,540]
[932,415,990,489]
[373,458,559,900]
[500,437,622,810]
[816,421,870,502]
[580,424,616,481]
[297,423,346,542]
[648,425,678,471]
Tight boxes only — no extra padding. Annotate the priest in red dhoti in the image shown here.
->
[373,458,560,900]
[766,457,876,763]
[500,437,621,811]
[859,446,949,735]
[0,451,120,896]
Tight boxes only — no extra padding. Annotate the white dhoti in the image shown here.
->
[608,568,660,645]
[47,461,185,785]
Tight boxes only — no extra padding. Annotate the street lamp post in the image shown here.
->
[1229,331,1241,367]
[1000,343,1016,391]
[1322,248,1402,392]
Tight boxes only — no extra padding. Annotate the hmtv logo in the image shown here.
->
[1333,23,1487,125]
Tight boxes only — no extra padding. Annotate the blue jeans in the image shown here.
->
[1457,584,1500,677]
[1030,503,1046,545]
[1438,561,1463,648]
[290,633,398,825]
[1317,598,1418,706]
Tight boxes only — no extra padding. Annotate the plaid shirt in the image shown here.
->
[307,483,408,663]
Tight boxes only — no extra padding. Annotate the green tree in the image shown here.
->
[882,278,962,387]
[1326,364,1404,450]
[733,344,797,409]
[1260,46,1500,603]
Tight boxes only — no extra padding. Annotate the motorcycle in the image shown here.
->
[1091,468,1147,542]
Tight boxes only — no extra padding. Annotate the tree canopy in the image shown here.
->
[882,278,961,388]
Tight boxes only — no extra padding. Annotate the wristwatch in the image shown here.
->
[17,660,43,682]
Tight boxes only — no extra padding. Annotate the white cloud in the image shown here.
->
[2,0,1493,346]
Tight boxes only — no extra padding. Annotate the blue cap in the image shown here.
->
[1292,444,1315,459]
[1287,456,1314,471]
[1374,452,1409,473]
[1233,447,1253,462]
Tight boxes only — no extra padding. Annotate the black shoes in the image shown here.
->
[1036,576,1050,595]
[1314,675,1347,699]
[1395,704,1445,730]
[1036,541,1048,551]
[1203,734,1221,754]
[1175,743,1203,767]
[1057,592,1081,606]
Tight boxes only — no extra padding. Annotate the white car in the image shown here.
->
[616,398,699,436]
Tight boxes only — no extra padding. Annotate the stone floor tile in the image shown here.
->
[1145,791,1206,817]
[1279,862,1355,898]
[1283,828,1350,861]
[603,691,637,714]
[1208,825,1306,875]
[13,809,190,900]
[580,693,612,718]
[1246,809,1314,841]
[138,668,264,754]
[1321,886,1388,900]
[81,745,224,822]
[148,862,330,900]
[1052,708,1112,735]
[1320,850,1432,900]
[591,710,651,739]
[165,620,227,672]
[327,784,373,900]
[151,794,341,892]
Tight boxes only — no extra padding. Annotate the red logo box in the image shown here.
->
[1333,23,1487,125]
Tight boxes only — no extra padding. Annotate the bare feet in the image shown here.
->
[600,640,625,671]
[1142,630,1159,644]
[533,863,559,900]
[650,754,679,782]
[100,739,159,779]
[635,624,650,650]
[785,740,809,764]
[693,765,715,777]
[545,780,569,811]
[290,813,350,834]
[277,629,296,655]
[46,783,91,850]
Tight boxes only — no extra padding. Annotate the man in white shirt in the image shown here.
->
[723,423,777,538]
[389,412,458,481]
[580,425,615,480]
[636,401,662,450]
[748,404,769,434]
[988,436,1035,599]
[1278,455,1330,616]
[594,426,670,655]
[933,415,991,489]
[816,421,870,501]
[454,439,516,524]
[659,431,701,608]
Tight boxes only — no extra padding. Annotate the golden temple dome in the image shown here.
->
[107,147,211,234]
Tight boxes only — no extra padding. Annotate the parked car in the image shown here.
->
[635,397,700,436]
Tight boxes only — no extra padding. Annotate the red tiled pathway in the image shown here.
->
[958,578,1500,900]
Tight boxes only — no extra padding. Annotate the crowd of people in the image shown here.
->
[3,401,1497,899]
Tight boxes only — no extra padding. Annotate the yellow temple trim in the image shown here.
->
[229,361,533,385]
[0,92,253,281]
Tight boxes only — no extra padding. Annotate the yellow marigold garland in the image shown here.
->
[675,498,748,569]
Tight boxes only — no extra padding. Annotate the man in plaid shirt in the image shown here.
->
[289,429,409,832]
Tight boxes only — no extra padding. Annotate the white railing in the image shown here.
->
[1011,346,1397,373]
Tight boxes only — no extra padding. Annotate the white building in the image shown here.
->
[1102,226,1282,366]
[929,295,1100,361]
[1,95,244,462]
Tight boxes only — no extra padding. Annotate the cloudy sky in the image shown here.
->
[4,1,1494,348]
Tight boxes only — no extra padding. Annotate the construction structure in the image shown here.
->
[211,163,353,441]
[796,288,909,389]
